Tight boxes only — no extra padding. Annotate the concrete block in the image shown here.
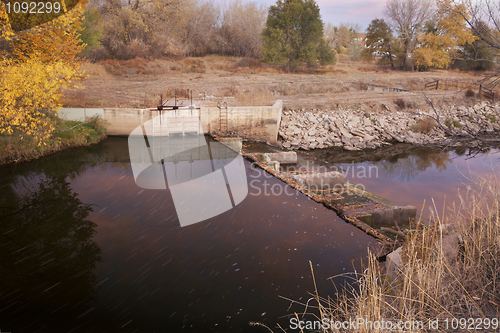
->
[357,213,374,226]
[371,205,416,227]
[265,161,280,171]
[292,172,345,190]
[263,152,297,164]
[386,246,402,281]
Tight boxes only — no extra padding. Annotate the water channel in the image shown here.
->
[1,137,499,332]
[295,143,500,220]
[0,137,376,332]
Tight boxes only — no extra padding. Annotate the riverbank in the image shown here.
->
[279,101,500,150]
[316,173,500,333]
[0,117,107,165]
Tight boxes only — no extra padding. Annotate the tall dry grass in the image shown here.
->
[303,174,500,332]
[235,87,275,106]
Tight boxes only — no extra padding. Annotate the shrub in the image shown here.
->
[465,89,475,98]
[394,98,417,110]
[412,118,437,133]
[394,98,406,109]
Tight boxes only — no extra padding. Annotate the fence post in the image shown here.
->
[436,80,439,90]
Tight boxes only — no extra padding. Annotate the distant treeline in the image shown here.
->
[81,0,267,60]
[80,0,498,72]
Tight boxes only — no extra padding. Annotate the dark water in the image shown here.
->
[298,143,500,219]
[0,137,377,332]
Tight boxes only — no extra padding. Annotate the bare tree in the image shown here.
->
[464,0,500,51]
[182,0,221,56]
[85,0,267,59]
[220,0,267,58]
[384,0,434,69]
[444,0,500,75]
[324,22,362,60]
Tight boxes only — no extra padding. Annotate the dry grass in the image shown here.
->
[411,118,437,134]
[235,87,275,106]
[64,56,484,110]
[305,174,500,332]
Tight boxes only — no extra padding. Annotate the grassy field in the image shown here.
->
[62,56,494,112]
[0,117,107,164]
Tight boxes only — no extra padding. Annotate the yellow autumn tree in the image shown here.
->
[0,1,86,143]
[413,0,476,69]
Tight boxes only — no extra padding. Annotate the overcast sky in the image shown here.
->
[251,0,387,31]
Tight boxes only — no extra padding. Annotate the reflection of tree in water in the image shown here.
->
[0,175,102,331]
[373,149,453,181]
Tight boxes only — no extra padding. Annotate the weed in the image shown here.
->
[486,114,497,123]
[356,81,368,91]
[180,58,206,73]
[465,89,475,98]
[221,86,238,97]
[394,98,417,110]
[453,120,462,128]
[412,118,436,133]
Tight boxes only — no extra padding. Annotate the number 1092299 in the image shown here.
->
[5,1,61,14]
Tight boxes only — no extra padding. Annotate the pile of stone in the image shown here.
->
[279,101,500,151]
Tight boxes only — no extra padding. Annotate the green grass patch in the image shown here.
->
[0,116,107,164]
[486,114,497,123]
[444,119,462,128]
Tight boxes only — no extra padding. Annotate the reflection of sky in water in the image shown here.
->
[65,146,378,332]
[335,148,500,218]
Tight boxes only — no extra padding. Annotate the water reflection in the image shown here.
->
[0,138,378,332]
[373,149,452,181]
[0,173,101,332]
[299,143,500,217]
[129,134,248,227]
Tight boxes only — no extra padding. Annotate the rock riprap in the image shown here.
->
[279,102,500,150]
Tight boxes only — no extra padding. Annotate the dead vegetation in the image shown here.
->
[411,118,437,134]
[298,174,500,332]
[62,57,491,110]
[394,98,418,110]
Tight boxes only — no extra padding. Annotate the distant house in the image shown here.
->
[355,33,366,47]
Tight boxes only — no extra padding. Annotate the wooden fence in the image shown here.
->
[425,79,496,102]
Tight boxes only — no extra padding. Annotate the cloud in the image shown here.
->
[251,0,387,29]
[316,0,386,27]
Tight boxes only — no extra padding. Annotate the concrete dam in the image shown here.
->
[59,100,283,144]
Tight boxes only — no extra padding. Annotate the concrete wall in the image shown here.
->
[60,100,282,144]
[58,108,104,122]
[199,100,282,144]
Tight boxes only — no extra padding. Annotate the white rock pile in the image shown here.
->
[279,102,500,151]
